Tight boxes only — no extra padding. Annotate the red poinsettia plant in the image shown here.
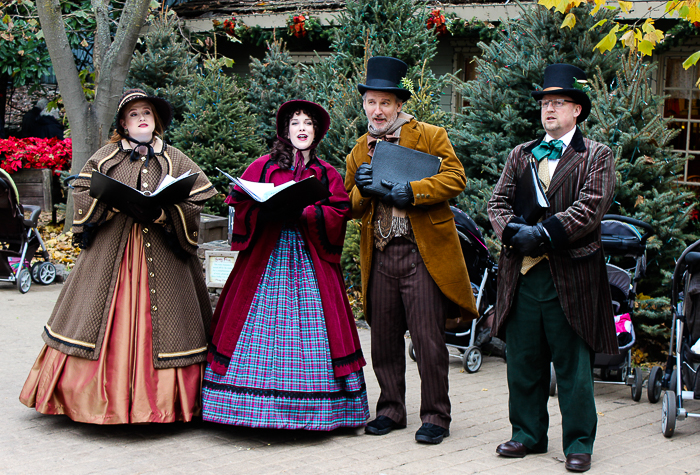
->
[0,137,72,175]
[426,9,448,36]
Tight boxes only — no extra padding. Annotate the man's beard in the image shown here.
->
[368,110,399,136]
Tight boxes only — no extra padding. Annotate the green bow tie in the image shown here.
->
[531,139,564,162]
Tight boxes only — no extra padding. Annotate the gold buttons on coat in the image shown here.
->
[151,305,157,311]
[78,209,83,215]
[141,157,146,162]
[149,272,154,277]
[143,228,149,234]
[151,289,156,294]
[148,257,153,262]
[145,242,151,247]
[142,169,148,174]
[193,231,197,237]
[143,183,149,188]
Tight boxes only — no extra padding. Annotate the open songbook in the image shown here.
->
[217,167,331,210]
[89,170,199,208]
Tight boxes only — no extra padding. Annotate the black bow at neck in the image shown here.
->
[124,135,156,166]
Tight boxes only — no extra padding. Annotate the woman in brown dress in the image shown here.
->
[20,89,217,424]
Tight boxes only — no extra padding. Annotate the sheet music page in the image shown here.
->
[153,170,193,195]
[259,180,296,201]
[233,177,275,201]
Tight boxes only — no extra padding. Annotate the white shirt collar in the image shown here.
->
[544,126,576,149]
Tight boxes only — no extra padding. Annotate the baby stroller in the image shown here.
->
[660,239,700,437]
[0,170,56,293]
[408,206,499,373]
[549,215,659,403]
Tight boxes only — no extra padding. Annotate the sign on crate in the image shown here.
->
[205,250,237,288]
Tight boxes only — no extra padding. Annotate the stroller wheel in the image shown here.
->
[549,363,557,397]
[661,391,677,438]
[36,262,56,285]
[647,366,663,403]
[462,346,482,373]
[31,262,42,283]
[408,341,417,362]
[17,268,31,294]
[631,367,643,401]
[670,369,679,393]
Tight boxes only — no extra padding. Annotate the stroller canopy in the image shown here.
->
[601,220,645,257]
[0,169,20,206]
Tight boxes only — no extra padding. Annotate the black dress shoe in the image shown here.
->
[415,423,449,444]
[565,453,591,472]
[364,416,404,435]
[496,440,529,458]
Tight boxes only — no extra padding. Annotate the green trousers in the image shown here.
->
[506,262,597,455]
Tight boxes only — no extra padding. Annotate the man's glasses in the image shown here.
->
[537,99,575,109]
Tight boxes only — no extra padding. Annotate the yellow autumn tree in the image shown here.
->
[540,0,698,70]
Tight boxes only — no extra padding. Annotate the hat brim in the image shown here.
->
[358,84,412,102]
[532,88,591,123]
[276,100,331,146]
[116,95,174,135]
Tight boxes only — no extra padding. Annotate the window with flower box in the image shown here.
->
[661,55,700,185]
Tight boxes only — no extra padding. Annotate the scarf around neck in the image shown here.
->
[368,111,413,139]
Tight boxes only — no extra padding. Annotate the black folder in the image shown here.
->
[89,171,199,209]
[364,141,442,197]
[513,159,550,224]
[232,176,331,212]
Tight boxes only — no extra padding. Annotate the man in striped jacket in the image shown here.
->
[487,64,617,473]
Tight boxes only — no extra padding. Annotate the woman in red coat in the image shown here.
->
[204,100,369,430]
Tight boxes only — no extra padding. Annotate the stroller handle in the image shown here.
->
[670,238,700,308]
[63,174,80,189]
[602,214,654,243]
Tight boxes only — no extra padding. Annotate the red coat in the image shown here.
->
[208,154,366,378]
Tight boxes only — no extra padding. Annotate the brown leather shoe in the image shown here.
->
[496,440,529,458]
[565,453,591,472]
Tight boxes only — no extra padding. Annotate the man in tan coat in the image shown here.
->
[345,56,477,445]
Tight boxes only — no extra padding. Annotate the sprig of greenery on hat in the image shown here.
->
[399,77,416,95]
[572,77,592,93]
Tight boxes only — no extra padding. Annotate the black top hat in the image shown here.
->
[531,64,591,123]
[276,100,331,149]
[114,89,174,136]
[358,56,412,102]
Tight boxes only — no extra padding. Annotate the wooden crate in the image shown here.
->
[11,168,54,212]
[199,213,229,244]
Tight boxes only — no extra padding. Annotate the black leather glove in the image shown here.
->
[127,203,162,223]
[354,163,373,197]
[381,180,413,209]
[503,221,527,246]
[511,223,550,256]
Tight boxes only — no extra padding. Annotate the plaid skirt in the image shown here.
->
[202,226,369,430]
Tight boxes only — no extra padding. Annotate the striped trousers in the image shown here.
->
[368,237,451,429]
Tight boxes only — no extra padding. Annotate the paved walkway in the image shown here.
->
[1,283,699,474]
